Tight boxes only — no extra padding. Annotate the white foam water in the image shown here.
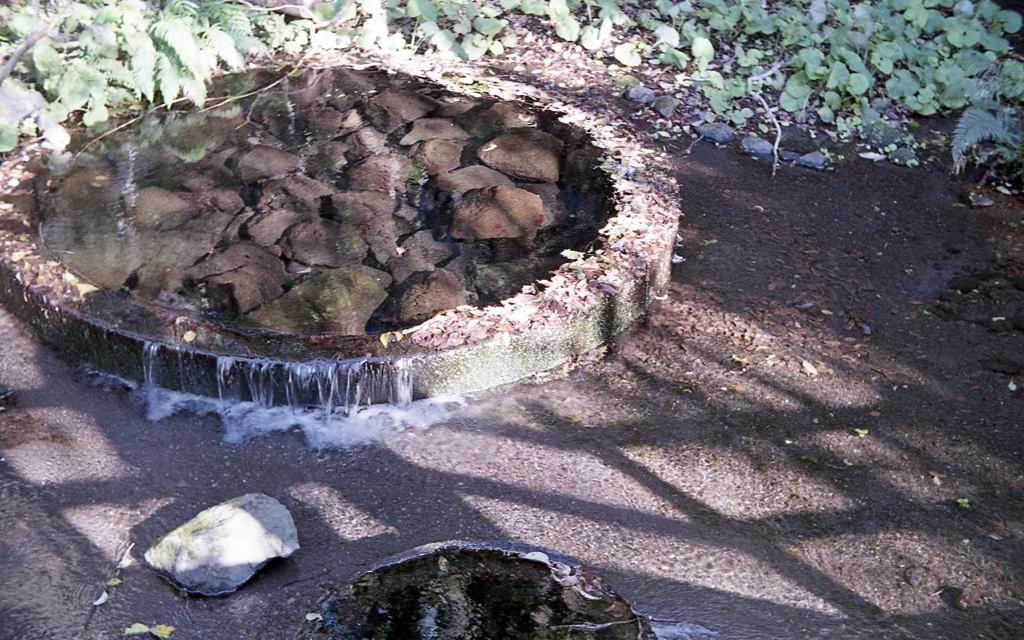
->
[142,385,461,449]
[139,342,460,449]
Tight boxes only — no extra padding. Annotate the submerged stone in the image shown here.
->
[411,138,465,176]
[435,165,514,195]
[144,493,299,596]
[462,101,538,137]
[132,187,197,231]
[367,90,440,133]
[451,185,544,242]
[518,182,567,229]
[396,269,467,325]
[234,146,302,183]
[249,267,387,335]
[346,154,414,194]
[399,118,471,145]
[478,128,564,183]
[280,218,368,268]
[344,126,388,163]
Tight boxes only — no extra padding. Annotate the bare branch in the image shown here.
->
[746,60,785,178]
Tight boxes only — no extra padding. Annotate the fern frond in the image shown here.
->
[155,51,182,104]
[128,32,157,102]
[164,0,200,19]
[95,58,135,92]
[202,24,245,69]
[179,74,207,106]
[152,18,209,79]
[952,106,1021,170]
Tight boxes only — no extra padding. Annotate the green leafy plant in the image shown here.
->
[1,0,267,150]
[2,0,1023,164]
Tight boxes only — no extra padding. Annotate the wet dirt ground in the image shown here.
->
[3,135,1024,640]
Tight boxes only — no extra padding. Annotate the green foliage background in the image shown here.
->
[1,0,1022,169]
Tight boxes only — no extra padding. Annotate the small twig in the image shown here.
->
[686,134,704,156]
[76,75,288,156]
[549,618,639,630]
[232,0,356,28]
[198,75,288,113]
[746,60,785,178]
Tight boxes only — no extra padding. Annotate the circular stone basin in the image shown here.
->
[302,541,654,639]
[0,59,679,404]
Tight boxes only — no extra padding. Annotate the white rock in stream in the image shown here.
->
[144,493,299,595]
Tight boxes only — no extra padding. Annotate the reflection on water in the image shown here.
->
[41,67,612,338]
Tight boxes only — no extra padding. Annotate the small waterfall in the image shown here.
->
[285,99,297,141]
[217,356,240,406]
[245,360,276,408]
[115,141,139,238]
[142,341,161,389]
[121,142,138,209]
[136,342,454,447]
[212,356,413,415]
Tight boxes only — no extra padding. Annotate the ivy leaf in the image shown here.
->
[520,0,548,16]
[691,36,714,70]
[846,72,871,96]
[407,0,438,22]
[613,41,642,67]
[32,41,62,77]
[83,101,109,127]
[807,0,828,24]
[0,124,18,153]
[472,17,505,37]
[555,15,580,42]
[461,33,489,60]
[579,18,612,51]
[659,47,689,69]
[654,25,679,49]
[431,29,457,52]
[997,9,1022,33]
[547,0,571,20]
